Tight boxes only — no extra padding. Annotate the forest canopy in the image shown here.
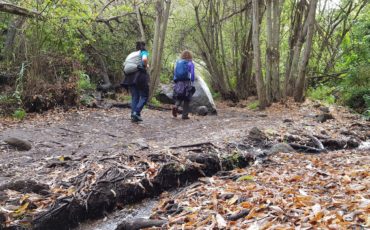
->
[0,0,369,116]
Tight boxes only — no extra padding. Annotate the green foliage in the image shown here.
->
[119,94,131,102]
[77,72,95,92]
[12,108,26,120]
[247,101,259,110]
[80,94,94,106]
[342,88,370,114]
[307,85,336,105]
[150,97,161,106]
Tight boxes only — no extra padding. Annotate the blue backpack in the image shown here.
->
[174,59,190,81]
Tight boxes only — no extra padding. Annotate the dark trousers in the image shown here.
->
[175,100,190,117]
[130,86,148,115]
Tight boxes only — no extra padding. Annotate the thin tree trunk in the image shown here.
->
[252,0,268,109]
[271,0,284,101]
[149,0,171,98]
[294,0,318,102]
[135,5,146,43]
[4,16,26,61]
[265,0,273,103]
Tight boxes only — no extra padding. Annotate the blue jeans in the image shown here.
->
[130,86,148,115]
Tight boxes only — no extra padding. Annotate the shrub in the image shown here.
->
[12,108,26,120]
[150,97,161,106]
[77,72,95,91]
[342,88,370,114]
[307,85,336,105]
[247,101,259,110]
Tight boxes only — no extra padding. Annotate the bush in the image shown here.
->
[247,101,259,110]
[77,72,95,91]
[307,85,336,105]
[342,88,370,114]
[12,108,26,120]
[150,97,161,106]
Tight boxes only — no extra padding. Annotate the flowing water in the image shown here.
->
[76,199,158,230]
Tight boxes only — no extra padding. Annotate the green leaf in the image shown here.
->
[236,175,254,182]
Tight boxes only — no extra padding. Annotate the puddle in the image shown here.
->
[76,199,158,230]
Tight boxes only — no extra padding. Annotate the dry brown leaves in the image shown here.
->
[152,150,370,229]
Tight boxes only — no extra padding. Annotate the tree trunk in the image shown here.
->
[271,0,284,101]
[4,16,26,61]
[265,0,273,103]
[149,0,171,99]
[135,5,146,43]
[194,3,231,99]
[284,0,305,97]
[252,0,268,109]
[294,0,318,102]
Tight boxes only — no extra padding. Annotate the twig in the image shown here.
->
[289,143,325,154]
[170,142,216,149]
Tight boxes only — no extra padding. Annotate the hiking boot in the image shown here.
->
[172,106,178,117]
[131,112,143,122]
[182,115,190,120]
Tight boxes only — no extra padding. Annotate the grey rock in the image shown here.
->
[197,106,208,116]
[4,137,32,151]
[156,84,175,104]
[156,75,217,115]
[267,143,295,155]
[319,106,330,113]
[316,113,334,123]
[248,127,267,142]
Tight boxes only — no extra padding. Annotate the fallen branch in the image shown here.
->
[116,218,167,230]
[289,143,325,154]
[226,209,250,221]
[169,142,216,149]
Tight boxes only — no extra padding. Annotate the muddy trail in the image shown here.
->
[0,101,369,229]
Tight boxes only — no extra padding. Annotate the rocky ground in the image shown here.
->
[0,100,369,229]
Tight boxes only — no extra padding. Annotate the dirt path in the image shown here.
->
[0,101,368,186]
[0,101,368,229]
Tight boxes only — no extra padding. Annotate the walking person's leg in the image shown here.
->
[182,100,190,119]
[130,86,140,121]
[134,88,148,119]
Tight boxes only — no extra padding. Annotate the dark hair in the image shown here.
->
[136,41,146,51]
[180,50,193,60]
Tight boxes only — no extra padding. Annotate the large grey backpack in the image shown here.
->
[123,51,141,74]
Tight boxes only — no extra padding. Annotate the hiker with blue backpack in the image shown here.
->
[121,41,149,122]
[172,50,196,119]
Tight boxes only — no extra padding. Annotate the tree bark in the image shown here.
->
[284,0,306,97]
[294,0,318,102]
[135,5,146,43]
[4,16,26,60]
[265,0,273,103]
[149,0,171,99]
[252,0,268,109]
[271,0,284,101]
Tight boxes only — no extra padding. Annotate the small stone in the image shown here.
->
[248,127,267,142]
[267,143,295,155]
[197,106,208,116]
[283,119,293,123]
[316,113,334,123]
[4,137,32,151]
[319,106,330,113]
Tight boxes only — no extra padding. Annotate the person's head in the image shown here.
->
[180,50,193,60]
[136,41,146,51]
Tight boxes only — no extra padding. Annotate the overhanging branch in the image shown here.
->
[0,1,42,18]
